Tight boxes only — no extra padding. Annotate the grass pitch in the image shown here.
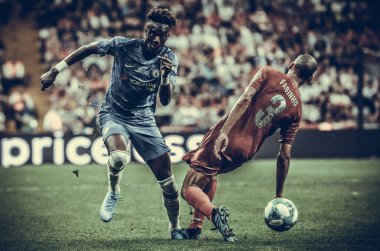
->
[0,159,379,250]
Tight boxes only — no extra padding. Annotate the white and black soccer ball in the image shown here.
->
[264,198,298,232]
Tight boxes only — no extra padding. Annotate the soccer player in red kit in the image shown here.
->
[180,54,317,242]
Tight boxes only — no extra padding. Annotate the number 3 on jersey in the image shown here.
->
[255,94,286,128]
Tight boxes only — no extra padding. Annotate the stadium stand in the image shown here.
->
[0,0,379,134]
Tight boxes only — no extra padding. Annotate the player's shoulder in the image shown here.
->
[261,66,287,78]
[109,36,140,47]
[253,66,281,80]
[161,46,177,57]
[162,44,174,53]
[161,46,178,64]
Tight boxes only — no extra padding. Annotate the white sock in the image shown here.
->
[108,165,123,194]
[158,175,180,230]
[163,196,180,230]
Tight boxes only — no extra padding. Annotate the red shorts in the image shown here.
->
[183,146,244,176]
[183,118,246,176]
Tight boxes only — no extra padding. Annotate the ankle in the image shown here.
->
[190,222,203,229]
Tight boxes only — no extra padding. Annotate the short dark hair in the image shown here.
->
[146,7,177,28]
[294,54,317,80]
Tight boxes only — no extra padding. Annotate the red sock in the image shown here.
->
[190,210,204,229]
[190,177,217,229]
[184,186,214,220]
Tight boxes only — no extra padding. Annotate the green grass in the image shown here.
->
[0,159,379,250]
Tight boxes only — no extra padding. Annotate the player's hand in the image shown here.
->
[214,133,228,160]
[158,55,172,78]
[41,68,59,91]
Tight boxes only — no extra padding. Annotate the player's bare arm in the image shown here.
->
[275,143,292,198]
[41,42,100,91]
[158,55,174,106]
[213,85,257,159]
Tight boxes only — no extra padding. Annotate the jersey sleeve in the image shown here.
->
[165,51,178,86]
[279,117,301,145]
[97,36,133,56]
[249,66,268,91]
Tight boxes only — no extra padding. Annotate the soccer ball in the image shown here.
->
[264,198,298,232]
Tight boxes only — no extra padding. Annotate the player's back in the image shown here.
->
[223,66,302,164]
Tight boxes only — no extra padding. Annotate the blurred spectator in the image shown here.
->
[30,0,380,133]
[8,88,38,133]
[172,95,202,128]
[43,105,64,133]
[1,57,26,94]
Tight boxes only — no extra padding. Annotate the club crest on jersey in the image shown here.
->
[151,69,160,78]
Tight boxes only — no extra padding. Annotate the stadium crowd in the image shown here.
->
[1,0,380,134]
[0,35,39,133]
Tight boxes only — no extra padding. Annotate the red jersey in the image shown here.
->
[183,66,302,175]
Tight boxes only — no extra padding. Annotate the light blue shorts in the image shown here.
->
[99,114,170,162]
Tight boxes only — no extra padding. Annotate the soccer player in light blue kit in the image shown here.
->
[41,7,184,239]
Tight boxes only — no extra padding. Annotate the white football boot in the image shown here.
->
[99,191,119,222]
[211,205,236,242]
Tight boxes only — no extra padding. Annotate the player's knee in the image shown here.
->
[181,170,202,201]
[108,150,129,174]
[158,175,178,199]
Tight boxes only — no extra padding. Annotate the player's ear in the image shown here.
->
[143,28,149,39]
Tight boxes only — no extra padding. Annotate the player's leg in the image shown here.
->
[129,124,183,239]
[186,175,218,239]
[191,175,218,228]
[104,135,129,194]
[99,120,130,223]
[147,153,183,239]
[181,168,214,218]
[181,168,236,242]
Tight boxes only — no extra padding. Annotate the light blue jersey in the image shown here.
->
[97,36,178,126]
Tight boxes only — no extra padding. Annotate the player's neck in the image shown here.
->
[287,72,301,88]
[142,41,161,60]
